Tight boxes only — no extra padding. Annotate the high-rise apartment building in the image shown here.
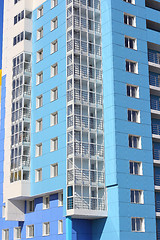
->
[0,0,160,239]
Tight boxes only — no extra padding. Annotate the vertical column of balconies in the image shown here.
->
[66,0,107,216]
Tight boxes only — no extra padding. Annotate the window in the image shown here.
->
[43,196,50,209]
[130,161,143,175]
[50,163,58,178]
[127,85,139,98]
[36,95,43,108]
[36,118,42,132]
[37,6,43,19]
[131,190,144,204]
[50,138,58,152]
[125,36,137,50]
[14,0,20,5]
[28,200,34,212]
[51,87,58,101]
[58,220,63,234]
[51,0,58,8]
[2,229,9,240]
[36,143,42,157]
[37,49,43,62]
[129,135,141,149]
[58,192,63,206]
[51,112,58,126]
[14,227,21,240]
[14,10,24,25]
[128,109,140,123]
[51,40,58,54]
[123,0,135,4]
[51,17,58,31]
[131,218,145,232]
[126,60,138,73]
[43,222,50,236]
[26,225,34,238]
[35,168,42,182]
[13,32,24,46]
[51,63,58,77]
[124,13,136,27]
[37,27,43,40]
[36,71,43,85]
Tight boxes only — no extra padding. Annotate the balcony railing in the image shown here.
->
[153,149,160,160]
[150,98,160,111]
[149,73,160,88]
[152,124,160,135]
[148,49,160,65]
[156,200,160,212]
[155,175,160,186]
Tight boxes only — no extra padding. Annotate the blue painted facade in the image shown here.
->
[0,0,159,239]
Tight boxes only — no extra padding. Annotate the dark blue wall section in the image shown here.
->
[72,219,92,240]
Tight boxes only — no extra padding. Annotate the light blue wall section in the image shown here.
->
[30,0,67,208]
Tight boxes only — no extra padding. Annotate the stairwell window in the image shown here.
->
[50,163,58,178]
[51,87,58,102]
[129,135,141,149]
[130,161,143,175]
[50,137,58,152]
[35,168,42,182]
[36,71,43,85]
[131,190,144,204]
[28,200,34,212]
[131,218,145,232]
[51,17,58,31]
[51,0,58,8]
[128,109,140,123]
[58,220,63,234]
[37,27,43,40]
[124,13,136,27]
[127,85,139,98]
[51,112,58,126]
[51,40,58,54]
[125,36,137,50]
[43,196,50,209]
[37,6,43,19]
[51,63,58,77]
[37,49,43,62]
[26,225,34,238]
[2,229,9,240]
[14,227,21,240]
[36,143,42,157]
[123,0,135,4]
[43,222,50,236]
[126,60,138,74]
[36,118,42,132]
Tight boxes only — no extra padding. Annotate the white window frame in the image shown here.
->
[51,63,58,77]
[43,196,50,210]
[50,163,58,178]
[50,112,58,126]
[28,200,34,213]
[35,168,42,182]
[14,227,21,240]
[51,87,58,102]
[37,5,43,19]
[51,17,58,31]
[128,109,140,123]
[124,13,136,27]
[123,0,135,4]
[125,36,137,50]
[36,95,43,108]
[129,161,143,175]
[126,60,138,74]
[36,143,42,157]
[127,84,139,98]
[51,0,58,8]
[131,218,145,232]
[2,229,9,240]
[130,189,144,204]
[43,222,50,236]
[26,225,34,238]
[58,220,63,234]
[51,40,58,54]
[128,135,141,149]
[36,71,43,85]
[37,49,43,62]
[37,26,43,40]
[50,138,58,152]
[36,118,42,132]
[58,192,63,206]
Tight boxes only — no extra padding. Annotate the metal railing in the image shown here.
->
[148,49,160,64]
[155,175,160,186]
[152,123,160,135]
[153,149,160,160]
[150,98,160,111]
[149,73,160,88]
